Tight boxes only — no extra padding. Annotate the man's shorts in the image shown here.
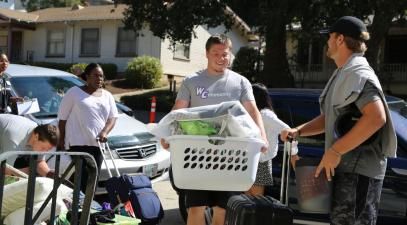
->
[185,189,239,209]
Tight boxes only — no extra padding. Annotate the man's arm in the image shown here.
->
[160,99,190,149]
[37,160,51,177]
[280,114,326,141]
[316,100,386,181]
[328,100,385,155]
[18,160,50,177]
[172,99,189,110]
[242,100,269,150]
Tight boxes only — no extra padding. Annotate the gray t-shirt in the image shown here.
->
[176,69,254,107]
[0,114,38,164]
[322,78,386,179]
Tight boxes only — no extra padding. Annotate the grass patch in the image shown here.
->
[120,89,176,113]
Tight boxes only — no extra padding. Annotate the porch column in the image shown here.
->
[7,24,11,59]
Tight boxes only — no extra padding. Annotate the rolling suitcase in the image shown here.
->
[98,140,164,225]
[225,140,294,225]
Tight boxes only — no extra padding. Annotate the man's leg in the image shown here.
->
[185,190,209,225]
[354,175,383,225]
[331,173,358,225]
[212,207,226,225]
[213,190,239,225]
[246,185,265,196]
[187,206,206,225]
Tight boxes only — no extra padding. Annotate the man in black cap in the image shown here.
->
[281,16,397,225]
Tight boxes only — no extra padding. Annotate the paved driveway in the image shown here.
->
[153,179,185,225]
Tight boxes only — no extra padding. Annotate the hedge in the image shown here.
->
[28,62,118,80]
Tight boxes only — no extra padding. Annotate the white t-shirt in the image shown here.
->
[260,108,298,162]
[58,86,118,148]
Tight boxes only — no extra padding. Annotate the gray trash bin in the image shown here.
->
[295,157,332,214]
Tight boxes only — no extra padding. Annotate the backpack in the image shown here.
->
[106,174,164,225]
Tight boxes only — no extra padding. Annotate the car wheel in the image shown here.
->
[178,190,212,225]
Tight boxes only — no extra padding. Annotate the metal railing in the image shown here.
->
[290,63,407,84]
[290,64,335,85]
[0,151,98,225]
[378,64,407,82]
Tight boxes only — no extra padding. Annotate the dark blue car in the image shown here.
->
[269,88,407,225]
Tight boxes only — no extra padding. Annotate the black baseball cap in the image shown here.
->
[320,16,368,41]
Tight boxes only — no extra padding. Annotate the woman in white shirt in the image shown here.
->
[57,63,118,192]
[247,83,298,196]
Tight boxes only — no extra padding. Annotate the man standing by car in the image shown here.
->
[281,16,397,225]
[0,53,22,114]
[0,114,59,176]
[0,53,12,113]
[162,34,268,225]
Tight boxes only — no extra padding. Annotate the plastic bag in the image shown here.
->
[178,120,218,135]
[151,101,261,139]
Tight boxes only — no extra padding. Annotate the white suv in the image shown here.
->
[4,64,170,193]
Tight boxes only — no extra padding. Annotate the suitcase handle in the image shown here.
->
[97,138,120,178]
[280,138,293,206]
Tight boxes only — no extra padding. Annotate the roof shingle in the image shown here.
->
[33,4,126,23]
[0,8,38,23]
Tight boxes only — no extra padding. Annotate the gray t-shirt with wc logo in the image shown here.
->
[176,69,254,107]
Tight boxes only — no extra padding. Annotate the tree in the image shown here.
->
[121,0,234,44]
[364,0,407,71]
[232,46,259,81]
[120,0,407,87]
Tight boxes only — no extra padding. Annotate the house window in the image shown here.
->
[0,35,7,54]
[173,42,190,60]
[297,38,324,67]
[384,35,407,63]
[81,28,100,57]
[46,30,65,57]
[116,28,137,57]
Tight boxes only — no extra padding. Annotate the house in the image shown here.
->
[0,0,23,10]
[0,4,254,78]
[286,21,407,95]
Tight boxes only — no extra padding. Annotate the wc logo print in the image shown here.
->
[196,87,209,99]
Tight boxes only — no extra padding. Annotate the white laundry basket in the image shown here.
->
[167,135,263,191]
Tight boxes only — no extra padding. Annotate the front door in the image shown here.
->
[11,31,22,62]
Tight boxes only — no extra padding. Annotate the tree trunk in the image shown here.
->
[260,2,294,88]
[365,1,397,72]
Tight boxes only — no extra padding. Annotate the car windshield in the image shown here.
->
[10,76,84,118]
[388,100,407,119]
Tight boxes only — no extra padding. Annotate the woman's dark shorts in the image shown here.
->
[185,189,239,209]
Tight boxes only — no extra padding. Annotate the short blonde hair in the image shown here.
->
[205,34,232,51]
[344,35,368,53]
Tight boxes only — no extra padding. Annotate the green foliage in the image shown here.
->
[69,63,118,80]
[125,56,163,89]
[99,63,118,80]
[29,61,73,72]
[121,89,175,113]
[232,46,259,82]
[121,0,407,87]
[27,62,117,80]
[121,0,234,45]
[69,63,87,74]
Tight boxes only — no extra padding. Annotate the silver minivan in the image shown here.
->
[4,64,170,193]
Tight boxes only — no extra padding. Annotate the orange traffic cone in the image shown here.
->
[149,96,156,123]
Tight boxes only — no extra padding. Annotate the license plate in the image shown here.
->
[143,164,158,177]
